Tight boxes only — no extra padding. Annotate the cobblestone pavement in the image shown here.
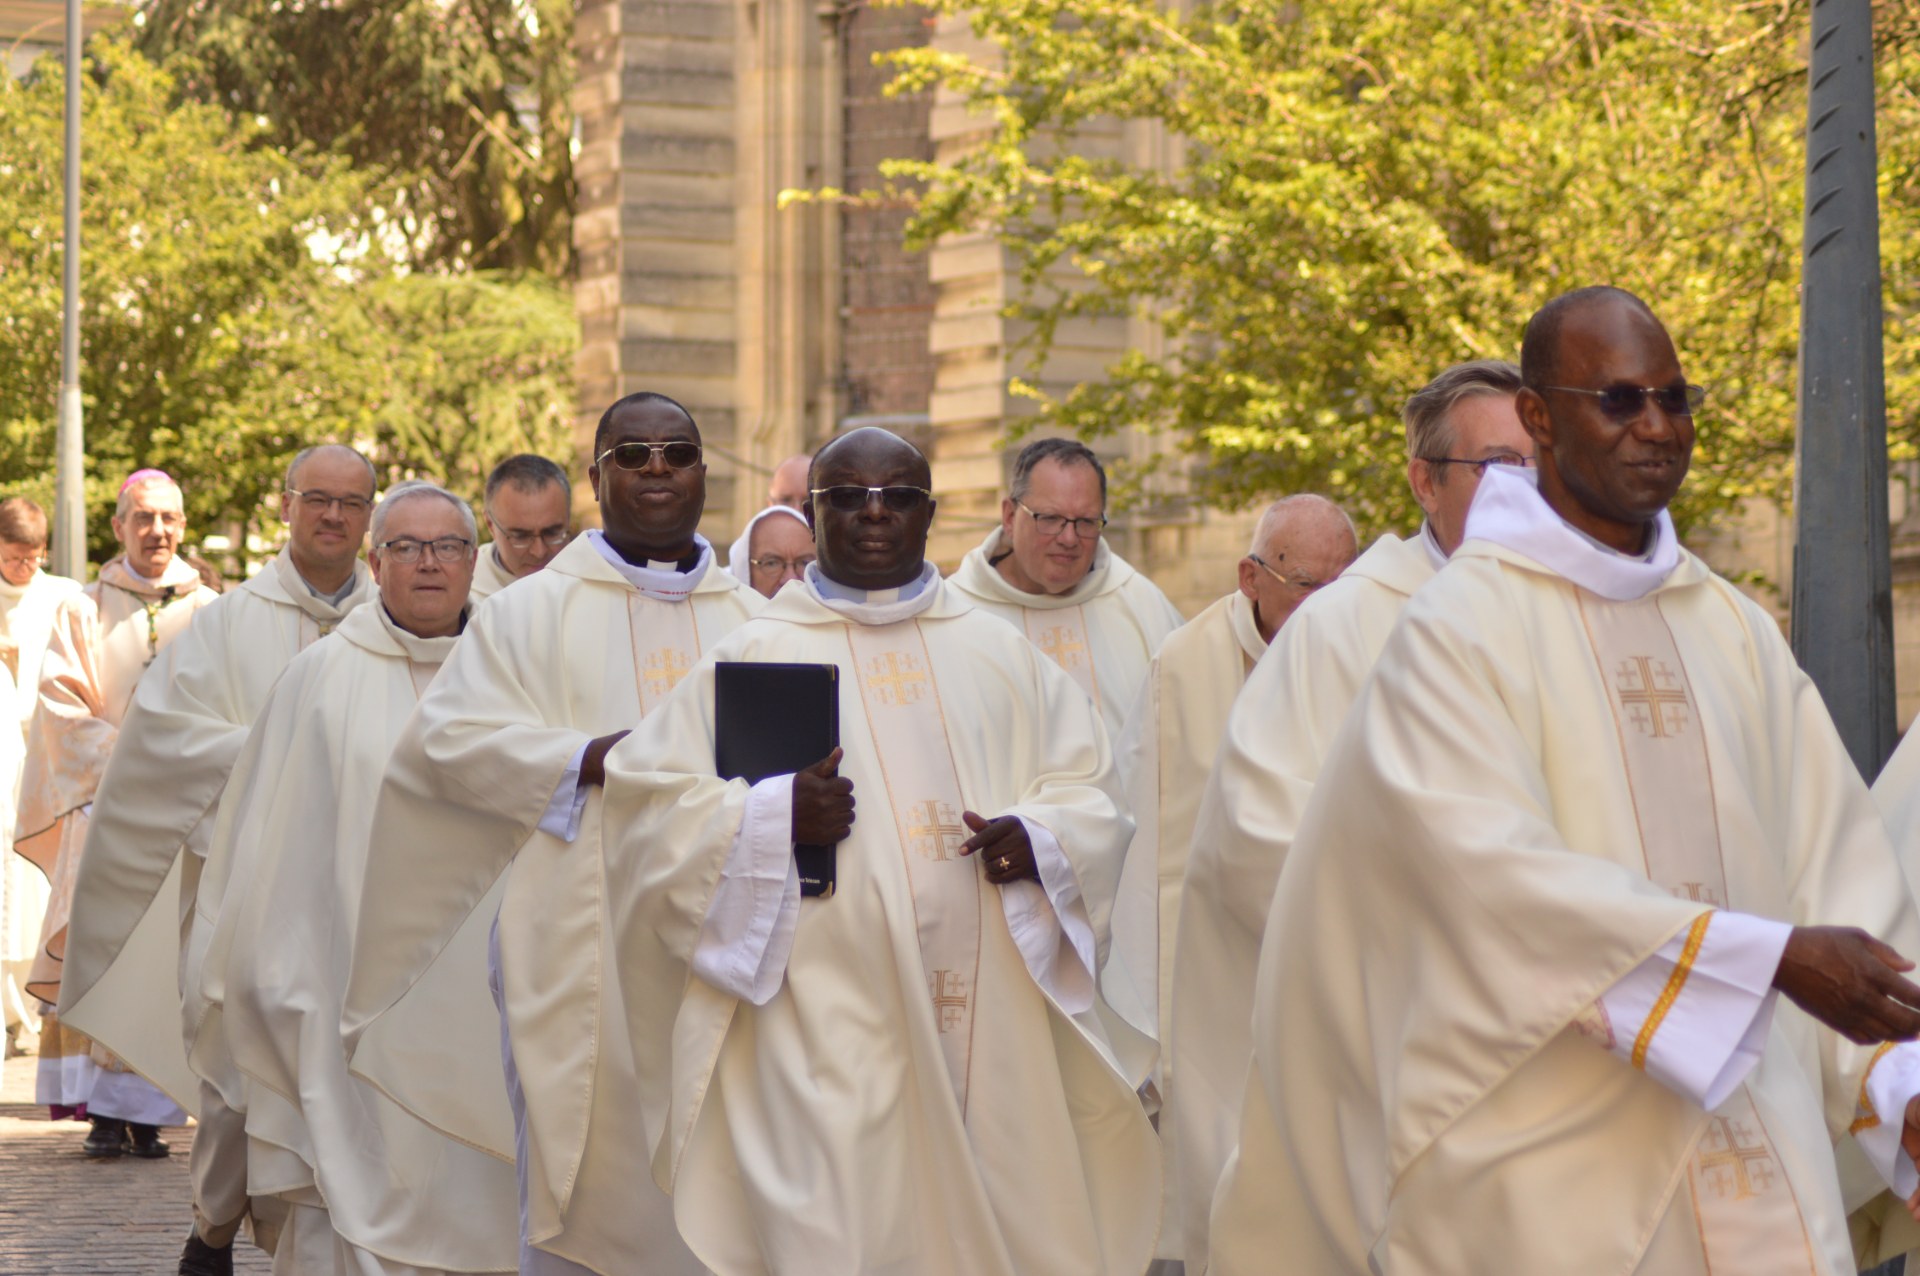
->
[0,1048,271,1274]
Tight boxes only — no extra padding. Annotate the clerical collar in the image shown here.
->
[1461,463,1678,601]
[303,573,359,608]
[1418,521,1448,572]
[804,561,941,624]
[585,529,712,602]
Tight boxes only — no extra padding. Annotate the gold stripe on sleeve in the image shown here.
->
[1632,912,1714,1072]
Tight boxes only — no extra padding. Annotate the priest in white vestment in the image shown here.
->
[194,482,518,1275]
[16,472,217,1151]
[471,454,572,601]
[343,393,760,1276]
[598,427,1160,1276]
[948,438,1182,736]
[1167,359,1529,1271]
[1103,493,1355,1265]
[0,497,81,1047]
[1210,287,1920,1275]
[59,444,377,1276]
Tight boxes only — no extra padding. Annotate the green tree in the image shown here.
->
[868,0,1920,533]
[133,0,575,276]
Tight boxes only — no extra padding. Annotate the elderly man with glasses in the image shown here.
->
[343,391,760,1276]
[473,453,573,601]
[55,443,378,1276]
[950,437,1183,740]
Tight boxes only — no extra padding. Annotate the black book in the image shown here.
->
[714,661,840,898]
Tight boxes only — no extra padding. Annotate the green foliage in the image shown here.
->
[0,43,576,565]
[133,0,575,276]
[877,0,1920,534]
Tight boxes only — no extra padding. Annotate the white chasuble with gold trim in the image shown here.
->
[602,577,1160,1276]
[1207,534,1916,1276]
[344,534,759,1276]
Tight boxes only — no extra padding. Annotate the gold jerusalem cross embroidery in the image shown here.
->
[1038,625,1088,670]
[863,652,929,706]
[906,800,967,861]
[643,649,692,699]
[1697,1114,1779,1201]
[1615,655,1688,738]
[928,969,970,1032]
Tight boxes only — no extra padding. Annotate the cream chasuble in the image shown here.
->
[57,546,373,1110]
[599,577,1161,1276]
[1207,504,1919,1274]
[469,545,519,602]
[1167,532,1433,1271]
[948,529,1183,737]
[0,568,84,734]
[193,601,517,1274]
[342,534,759,1276]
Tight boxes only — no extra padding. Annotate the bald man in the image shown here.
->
[1102,494,1356,1266]
[767,453,811,510]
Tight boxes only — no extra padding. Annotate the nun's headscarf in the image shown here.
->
[726,504,813,582]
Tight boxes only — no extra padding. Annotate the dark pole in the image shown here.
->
[1791,0,1896,783]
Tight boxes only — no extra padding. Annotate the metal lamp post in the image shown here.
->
[50,0,84,581]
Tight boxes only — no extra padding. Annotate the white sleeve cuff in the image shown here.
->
[689,774,801,1006]
[1591,910,1790,1111]
[1853,1040,1920,1200]
[535,742,592,843]
[997,816,1097,1015]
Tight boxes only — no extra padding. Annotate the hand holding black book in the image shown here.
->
[714,662,841,897]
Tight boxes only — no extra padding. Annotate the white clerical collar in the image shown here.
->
[804,561,940,624]
[1418,521,1448,571]
[586,529,712,602]
[303,573,359,608]
[1461,463,1679,601]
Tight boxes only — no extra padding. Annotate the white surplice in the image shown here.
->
[948,529,1183,737]
[1166,531,1435,1270]
[195,600,517,1274]
[342,533,760,1276]
[598,568,1161,1276]
[1208,467,1920,1275]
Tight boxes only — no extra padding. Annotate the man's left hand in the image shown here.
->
[960,811,1037,886]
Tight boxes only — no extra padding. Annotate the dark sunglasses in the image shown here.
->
[809,485,934,514]
[1537,383,1706,421]
[595,441,704,471]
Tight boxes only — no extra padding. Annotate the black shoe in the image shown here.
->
[80,1116,128,1157]
[126,1122,171,1158]
[178,1231,233,1276]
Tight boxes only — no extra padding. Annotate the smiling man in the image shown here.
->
[1209,287,1920,1275]
[949,439,1183,738]
[598,426,1158,1275]
[343,392,760,1276]
[474,454,572,601]
[14,471,217,1157]
[56,444,377,1276]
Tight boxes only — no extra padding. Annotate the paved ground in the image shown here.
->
[0,1045,271,1274]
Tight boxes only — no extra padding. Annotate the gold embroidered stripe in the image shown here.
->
[1631,912,1713,1071]
[1850,1041,1901,1134]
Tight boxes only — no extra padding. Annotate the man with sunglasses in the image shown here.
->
[1212,287,1920,1275]
[188,480,521,1274]
[1168,357,1529,1270]
[598,425,1158,1276]
[473,454,573,601]
[344,392,758,1276]
[53,443,377,1276]
[950,438,1184,739]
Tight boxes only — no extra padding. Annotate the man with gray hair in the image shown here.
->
[1102,492,1357,1267]
[1166,359,1531,1269]
[475,454,572,601]
[950,437,1184,738]
[57,443,377,1275]
[189,480,520,1273]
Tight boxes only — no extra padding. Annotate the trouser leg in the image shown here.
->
[191,1077,251,1247]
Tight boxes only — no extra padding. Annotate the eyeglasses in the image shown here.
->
[376,536,475,564]
[1247,553,1328,593]
[1419,452,1536,477]
[287,488,375,516]
[494,527,570,551]
[1016,501,1106,539]
[810,485,934,514]
[750,555,816,575]
[595,441,704,471]
[1536,383,1706,422]
[123,510,186,532]
[0,549,44,570]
